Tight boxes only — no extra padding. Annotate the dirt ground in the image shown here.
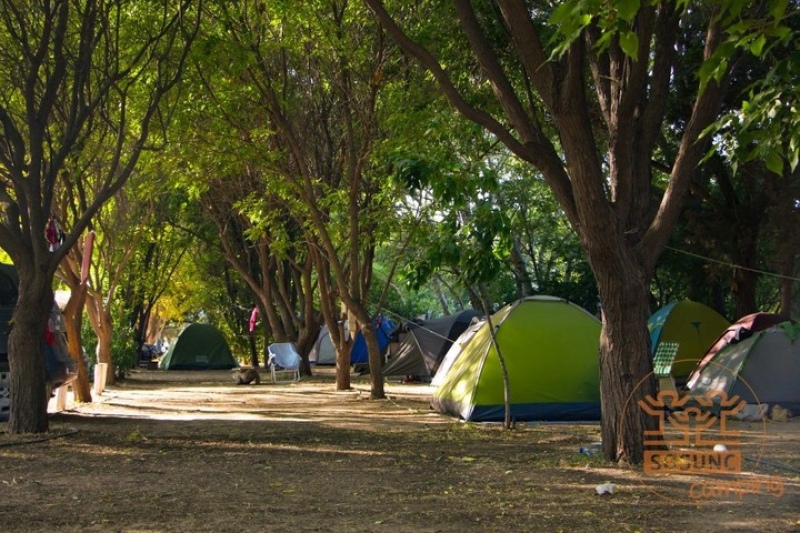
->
[1,368,799,533]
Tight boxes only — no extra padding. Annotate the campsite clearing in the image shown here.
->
[1,369,799,533]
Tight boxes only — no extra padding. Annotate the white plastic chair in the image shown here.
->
[267,342,301,383]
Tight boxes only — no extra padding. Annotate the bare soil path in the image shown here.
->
[1,368,798,532]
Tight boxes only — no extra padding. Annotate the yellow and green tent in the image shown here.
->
[431,296,601,422]
[647,300,729,382]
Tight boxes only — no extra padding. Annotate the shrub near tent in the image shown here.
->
[431,296,602,422]
[159,323,239,370]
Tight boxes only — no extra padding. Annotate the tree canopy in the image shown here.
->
[1,1,798,451]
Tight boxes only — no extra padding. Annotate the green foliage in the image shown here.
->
[696,2,799,176]
[82,0,795,345]
[368,253,451,320]
[393,161,507,288]
[80,320,98,366]
[709,56,800,175]
[108,302,137,380]
[549,0,641,59]
[391,148,597,311]
[380,67,597,310]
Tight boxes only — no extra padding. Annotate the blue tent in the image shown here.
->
[350,316,395,365]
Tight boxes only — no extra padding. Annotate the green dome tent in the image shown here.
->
[431,296,601,422]
[159,323,238,370]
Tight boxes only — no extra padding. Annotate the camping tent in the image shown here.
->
[158,323,238,370]
[686,322,800,415]
[647,300,729,383]
[309,325,336,365]
[349,315,395,366]
[431,318,485,388]
[431,296,602,422]
[382,309,481,380]
[689,312,792,377]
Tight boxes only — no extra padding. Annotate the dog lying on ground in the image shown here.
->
[235,368,261,385]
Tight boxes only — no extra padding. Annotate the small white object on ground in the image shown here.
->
[595,482,616,495]
[713,444,727,452]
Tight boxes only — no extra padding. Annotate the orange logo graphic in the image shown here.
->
[622,367,787,503]
[640,390,743,476]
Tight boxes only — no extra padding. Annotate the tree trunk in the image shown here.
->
[780,271,794,317]
[594,264,661,463]
[436,289,451,316]
[62,285,92,402]
[778,227,796,316]
[7,272,54,434]
[295,257,319,377]
[258,319,271,367]
[294,319,320,377]
[509,240,534,298]
[334,320,352,391]
[729,225,759,317]
[313,249,352,390]
[358,319,386,400]
[95,326,115,385]
[775,170,798,317]
[85,296,117,386]
[248,332,259,368]
[260,289,288,342]
[479,284,512,429]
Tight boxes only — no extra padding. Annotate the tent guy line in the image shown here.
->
[666,246,800,283]
[379,307,472,343]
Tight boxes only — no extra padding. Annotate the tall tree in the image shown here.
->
[118,185,195,365]
[203,0,397,396]
[363,0,792,461]
[53,230,94,402]
[176,8,323,373]
[0,0,200,433]
[654,12,800,320]
[200,170,321,373]
[81,184,154,386]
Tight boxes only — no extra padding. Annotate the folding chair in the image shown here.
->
[267,342,301,383]
[653,341,680,395]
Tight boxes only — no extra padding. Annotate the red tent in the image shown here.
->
[686,312,791,389]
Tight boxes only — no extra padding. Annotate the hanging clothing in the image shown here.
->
[249,307,260,333]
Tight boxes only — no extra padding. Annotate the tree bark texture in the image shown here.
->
[7,271,55,434]
[85,296,117,386]
[54,240,93,402]
[593,262,660,463]
[356,318,386,400]
[63,285,92,403]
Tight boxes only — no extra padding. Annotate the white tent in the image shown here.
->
[309,325,336,365]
